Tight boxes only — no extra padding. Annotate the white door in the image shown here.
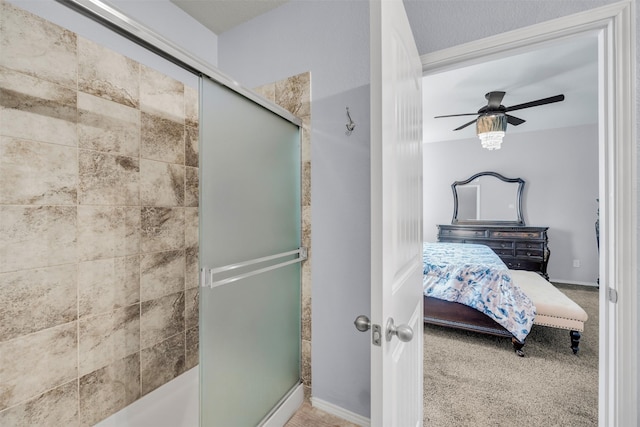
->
[370,0,423,426]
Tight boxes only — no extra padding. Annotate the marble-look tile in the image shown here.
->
[0,68,77,146]
[301,261,312,343]
[0,206,76,273]
[140,112,185,164]
[140,65,184,123]
[253,82,276,103]
[302,160,311,208]
[140,333,185,395]
[301,339,311,387]
[79,353,140,427]
[185,125,198,167]
[185,166,199,207]
[0,380,78,427]
[77,206,140,261]
[141,207,184,253]
[140,250,185,302]
[0,2,77,89]
[0,322,77,411]
[275,72,311,119]
[0,136,77,205]
[78,92,140,157]
[301,121,311,163]
[302,205,312,249]
[140,291,184,349]
[78,256,139,317]
[78,37,139,108]
[79,305,140,376]
[184,85,198,128]
[78,150,139,206]
[185,287,198,330]
[184,207,199,248]
[185,326,199,370]
[140,160,184,207]
[0,264,77,342]
[185,245,199,290]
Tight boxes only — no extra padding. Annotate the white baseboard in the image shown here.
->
[261,383,304,427]
[310,397,371,427]
[550,278,599,287]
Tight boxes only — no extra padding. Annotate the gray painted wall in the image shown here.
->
[424,124,599,285]
[218,0,635,419]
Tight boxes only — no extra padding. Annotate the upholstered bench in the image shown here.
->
[509,269,589,354]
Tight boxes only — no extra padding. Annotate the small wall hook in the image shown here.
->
[345,107,356,135]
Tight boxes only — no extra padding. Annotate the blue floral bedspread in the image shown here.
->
[423,242,536,342]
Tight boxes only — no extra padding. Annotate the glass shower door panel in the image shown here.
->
[199,76,301,427]
[202,265,300,426]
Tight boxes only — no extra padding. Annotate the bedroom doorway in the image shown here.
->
[420,2,636,425]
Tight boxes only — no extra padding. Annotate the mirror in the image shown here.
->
[452,171,525,225]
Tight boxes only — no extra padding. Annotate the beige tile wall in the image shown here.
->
[254,72,313,399]
[0,2,199,425]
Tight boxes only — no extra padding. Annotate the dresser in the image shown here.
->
[437,224,550,279]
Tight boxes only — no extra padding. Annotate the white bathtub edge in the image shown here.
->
[94,366,199,427]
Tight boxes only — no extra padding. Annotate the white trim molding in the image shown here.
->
[310,397,371,427]
[420,1,637,426]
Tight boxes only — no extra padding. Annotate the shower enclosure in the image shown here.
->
[199,77,303,426]
[0,0,304,425]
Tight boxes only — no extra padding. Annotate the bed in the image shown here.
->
[422,242,537,356]
[423,242,590,356]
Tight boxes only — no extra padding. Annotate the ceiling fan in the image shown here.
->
[434,91,565,150]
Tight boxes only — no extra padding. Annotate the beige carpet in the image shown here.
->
[424,283,599,427]
[286,284,598,427]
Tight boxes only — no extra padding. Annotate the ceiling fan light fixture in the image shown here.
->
[477,114,507,150]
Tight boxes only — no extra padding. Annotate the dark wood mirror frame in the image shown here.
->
[451,171,525,226]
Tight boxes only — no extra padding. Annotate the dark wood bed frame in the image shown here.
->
[424,295,526,356]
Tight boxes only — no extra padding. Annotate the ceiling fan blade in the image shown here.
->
[434,112,479,118]
[505,94,565,112]
[506,114,526,126]
[454,118,477,131]
[486,91,506,108]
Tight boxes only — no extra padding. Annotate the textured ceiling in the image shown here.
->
[170,1,599,145]
[423,32,599,143]
[170,0,288,35]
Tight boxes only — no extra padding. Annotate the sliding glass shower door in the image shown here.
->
[199,76,302,426]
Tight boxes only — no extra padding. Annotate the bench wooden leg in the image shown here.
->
[512,337,525,357]
[569,330,581,355]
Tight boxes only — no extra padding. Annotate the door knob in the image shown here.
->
[386,318,413,342]
[354,315,371,332]
[354,315,382,346]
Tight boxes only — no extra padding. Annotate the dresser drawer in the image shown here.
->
[503,259,543,271]
[474,240,514,257]
[515,241,544,250]
[515,249,544,260]
[480,240,514,250]
[492,248,515,257]
[438,237,465,244]
[489,230,544,239]
[439,228,488,238]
